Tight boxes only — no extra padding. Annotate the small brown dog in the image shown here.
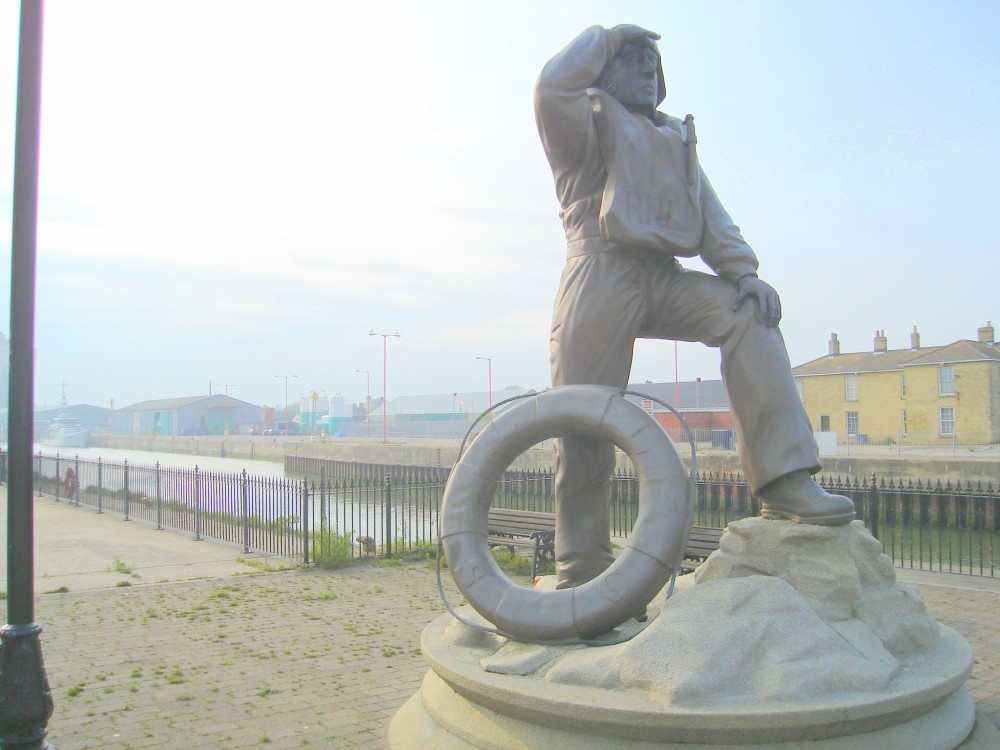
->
[356,535,376,556]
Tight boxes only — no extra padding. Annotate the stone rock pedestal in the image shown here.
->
[389,520,1000,748]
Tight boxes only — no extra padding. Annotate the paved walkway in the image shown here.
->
[2,490,998,749]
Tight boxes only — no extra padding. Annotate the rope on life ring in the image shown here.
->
[439,384,693,644]
[64,468,77,498]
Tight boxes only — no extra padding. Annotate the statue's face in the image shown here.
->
[604,39,660,112]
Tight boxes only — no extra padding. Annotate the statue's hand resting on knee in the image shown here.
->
[734,274,782,328]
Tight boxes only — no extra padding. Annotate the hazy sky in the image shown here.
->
[1,1,998,411]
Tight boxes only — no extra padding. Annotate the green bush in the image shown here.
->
[311,532,357,569]
[490,547,532,577]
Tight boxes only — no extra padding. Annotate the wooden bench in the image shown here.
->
[486,511,722,579]
[681,525,725,573]
[487,507,556,580]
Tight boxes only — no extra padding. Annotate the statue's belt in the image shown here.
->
[566,237,631,258]
[566,237,682,268]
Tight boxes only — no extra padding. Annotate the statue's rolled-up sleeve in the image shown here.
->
[697,169,759,283]
[534,27,616,203]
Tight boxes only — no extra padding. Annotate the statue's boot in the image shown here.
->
[759,470,856,526]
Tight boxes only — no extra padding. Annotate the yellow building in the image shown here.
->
[793,324,1000,446]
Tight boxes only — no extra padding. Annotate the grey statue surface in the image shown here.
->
[535,25,856,590]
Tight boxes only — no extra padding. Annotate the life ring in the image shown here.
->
[440,385,692,643]
[64,468,77,498]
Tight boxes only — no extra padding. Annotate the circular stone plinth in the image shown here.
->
[387,609,976,750]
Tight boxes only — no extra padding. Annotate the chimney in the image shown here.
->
[874,329,888,353]
[828,333,840,357]
[978,321,995,344]
[910,326,920,350]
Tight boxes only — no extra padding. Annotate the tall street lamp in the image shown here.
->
[476,356,492,415]
[274,374,298,423]
[2,3,54,747]
[369,330,400,443]
[356,369,371,438]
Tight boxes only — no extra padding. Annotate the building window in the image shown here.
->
[900,373,906,399]
[938,367,954,396]
[795,378,804,403]
[846,411,859,436]
[845,374,858,401]
[901,410,907,436]
[820,415,831,432]
[940,407,955,437]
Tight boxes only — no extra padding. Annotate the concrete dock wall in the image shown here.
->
[92,434,1000,485]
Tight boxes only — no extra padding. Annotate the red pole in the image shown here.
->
[674,340,680,408]
[382,340,387,443]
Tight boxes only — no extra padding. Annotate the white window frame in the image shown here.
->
[939,407,955,437]
[938,367,955,396]
[900,372,906,399]
[846,411,859,436]
[845,374,858,401]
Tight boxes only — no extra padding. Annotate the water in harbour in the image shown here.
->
[24,444,286,478]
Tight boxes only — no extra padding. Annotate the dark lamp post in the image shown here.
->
[2,2,55,748]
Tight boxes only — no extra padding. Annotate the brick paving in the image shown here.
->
[35,561,463,749]
[5,494,999,749]
[896,569,1000,731]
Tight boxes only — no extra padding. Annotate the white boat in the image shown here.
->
[40,414,90,448]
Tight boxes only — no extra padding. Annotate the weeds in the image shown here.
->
[490,548,532,577]
[395,542,440,562]
[311,532,356,569]
[237,556,300,573]
[66,682,85,698]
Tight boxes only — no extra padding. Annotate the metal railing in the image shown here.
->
[22,452,999,577]
[32,452,307,561]
[291,458,998,577]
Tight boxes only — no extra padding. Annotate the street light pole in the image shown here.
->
[274,374,297,423]
[2,3,54,748]
[356,369,371,439]
[369,330,400,444]
[476,356,492,414]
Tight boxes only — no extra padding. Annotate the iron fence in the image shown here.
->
[32,452,307,561]
[20,452,999,577]
[289,457,998,577]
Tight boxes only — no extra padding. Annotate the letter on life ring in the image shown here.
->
[440,385,692,643]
